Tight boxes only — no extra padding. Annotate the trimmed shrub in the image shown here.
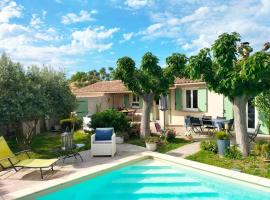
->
[91,109,130,133]
[200,140,218,153]
[60,117,82,131]
[225,145,242,159]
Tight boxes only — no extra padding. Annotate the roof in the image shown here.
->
[74,78,204,94]
[74,80,129,94]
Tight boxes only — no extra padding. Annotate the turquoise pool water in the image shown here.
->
[37,159,270,200]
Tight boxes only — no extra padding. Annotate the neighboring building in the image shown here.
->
[73,79,268,134]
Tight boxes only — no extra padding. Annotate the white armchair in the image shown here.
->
[91,128,116,157]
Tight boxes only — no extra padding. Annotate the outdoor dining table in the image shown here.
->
[212,119,230,130]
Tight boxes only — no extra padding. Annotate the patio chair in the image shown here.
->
[91,128,116,157]
[202,118,216,135]
[0,136,58,179]
[189,117,203,134]
[248,124,261,143]
[184,116,191,130]
[225,119,234,137]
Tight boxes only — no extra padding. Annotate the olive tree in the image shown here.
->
[0,54,76,146]
[114,52,186,137]
[186,33,270,156]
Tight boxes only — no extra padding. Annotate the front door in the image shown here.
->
[247,99,256,131]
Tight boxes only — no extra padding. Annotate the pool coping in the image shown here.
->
[3,151,270,199]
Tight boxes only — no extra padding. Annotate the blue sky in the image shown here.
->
[0,0,269,77]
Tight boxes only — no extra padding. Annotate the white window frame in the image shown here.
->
[183,89,199,111]
[131,94,140,108]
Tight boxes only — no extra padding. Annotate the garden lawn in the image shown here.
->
[126,137,190,153]
[187,150,270,179]
[6,130,90,159]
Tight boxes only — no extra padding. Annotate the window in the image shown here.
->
[132,94,140,108]
[185,89,198,109]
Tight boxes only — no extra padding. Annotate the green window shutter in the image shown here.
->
[168,93,172,123]
[198,89,207,112]
[124,94,129,107]
[258,111,269,134]
[175,88,182,111]
[224,97,233,119]
[139,96,143,109]
[76,99,88,118]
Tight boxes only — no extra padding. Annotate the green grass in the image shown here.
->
[187,150,270,179]
[126,137,190,153]
[157,138,190,153]
[6,130,90,159]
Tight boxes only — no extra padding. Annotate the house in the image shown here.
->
[73,79,268,134]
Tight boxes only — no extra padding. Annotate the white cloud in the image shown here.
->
[30,14,43,28]
[139,1,270,54]
[0,0,23,23]
[61,10,97,24]
[125,0,154,9]
[120,32,134,43]
[71,26,119,52]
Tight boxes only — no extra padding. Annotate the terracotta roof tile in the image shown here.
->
[74,80,129,93]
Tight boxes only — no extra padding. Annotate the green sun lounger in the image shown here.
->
[0,136,58,179]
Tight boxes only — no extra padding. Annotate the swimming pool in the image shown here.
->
[32,159,269,200]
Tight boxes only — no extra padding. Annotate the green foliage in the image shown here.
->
[115,52,186,97]
[254,92,270,133]
[200,140,218,153]
[0,54,76,146]
[70,67,115,88]
[114,52,186,136]
[60,117,82,131]
[91,109,130,132]
[145,136,160,143]
[253,142,270,158]
[187,150,270,178]
[225,145,242,159]
[186,32,270,100]
[215,131,230,140]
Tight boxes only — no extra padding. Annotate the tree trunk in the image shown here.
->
[234,95,249,156]
[140,93,154,138]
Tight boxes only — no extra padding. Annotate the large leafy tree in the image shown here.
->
[186,32,270,156]
[0,54,76,146]
[114,52,186,137]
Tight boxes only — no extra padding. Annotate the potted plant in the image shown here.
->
[215,131,230,156]
[116,131,127,144]
[145,136,159,151]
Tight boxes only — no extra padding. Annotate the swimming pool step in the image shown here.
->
[123,168,185,174]
[128,165,173,169]
[119,173,186,178]
[112,176,200,185]
[91,188,220,199]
